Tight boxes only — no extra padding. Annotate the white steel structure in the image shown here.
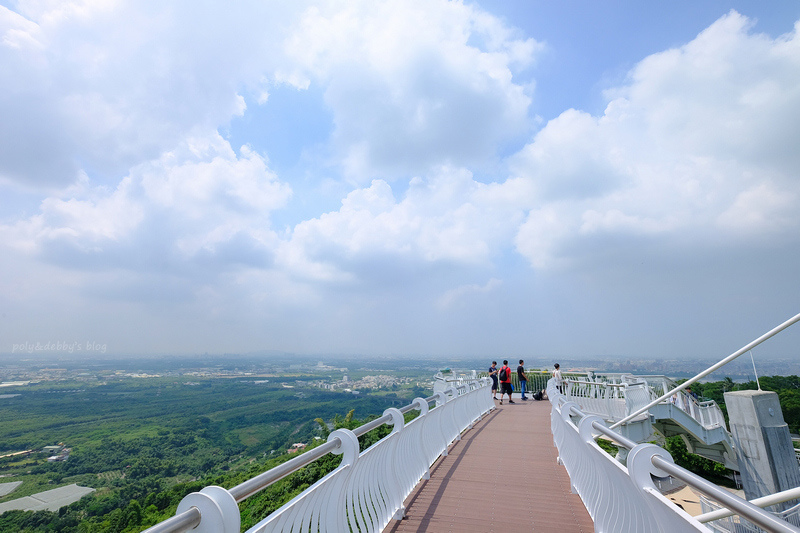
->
[562,373,737,468]
[548,311,800,533]
[143,312,800,533]
[549,379,800,533]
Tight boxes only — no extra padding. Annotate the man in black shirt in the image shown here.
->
[488,361,499,400]
[517,359,528,401]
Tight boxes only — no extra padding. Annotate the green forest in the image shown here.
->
[682,375,800,433]
[0,376,423,532]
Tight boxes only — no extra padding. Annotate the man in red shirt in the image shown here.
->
[498,359,515,405]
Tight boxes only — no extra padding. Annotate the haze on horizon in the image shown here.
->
[1,1,800,361]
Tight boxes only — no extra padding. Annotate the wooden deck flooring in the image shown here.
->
[384,396,594,533]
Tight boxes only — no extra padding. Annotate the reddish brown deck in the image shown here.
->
[384,397,594,533]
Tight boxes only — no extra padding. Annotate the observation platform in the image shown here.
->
[384,396,593,533]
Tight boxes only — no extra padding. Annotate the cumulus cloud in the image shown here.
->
[281,166,530,283]
[437,277,502,309]
[0,0,544,354]
[0,1,293,188]
[3,3,799,357]
[1,132,291,273]
[512,11,800,270]
[281,0,540,181]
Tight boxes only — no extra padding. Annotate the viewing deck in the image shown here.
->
[385,396,593,533]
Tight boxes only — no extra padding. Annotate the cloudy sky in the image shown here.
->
[2,0,800,360]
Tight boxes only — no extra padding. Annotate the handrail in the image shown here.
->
[141,507,201,533]
[652,456,800,533]
[141,439,345,532]
[591,420,639,450]
[352,414,392,437]
[551,380,800,532]
[234,393,437,497]
[142,384,483,533]
[565,399,640,450]
[611,311,800,429]
[696,487,800,523]
[229,437,342,502]
[567,379,629,388]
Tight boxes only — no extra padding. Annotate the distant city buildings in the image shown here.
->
[2,354,798,390]
[309,374,414,393]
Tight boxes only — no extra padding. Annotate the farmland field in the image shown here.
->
[0,363,431,532]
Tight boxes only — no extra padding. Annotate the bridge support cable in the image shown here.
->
[610,311,800,430]
[652,457,800,533]
[696,487,800,524]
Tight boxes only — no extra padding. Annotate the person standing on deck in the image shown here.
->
[553,363,564,394]
[489,361,499,400]
[499,360,515,405]
[517,359,528,400]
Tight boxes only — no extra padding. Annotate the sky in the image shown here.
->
[2,0,800,361]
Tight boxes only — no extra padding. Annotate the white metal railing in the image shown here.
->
[549,379,800,533]
[564,378,660,422]
[699,490,800,532]
[564,379,626,419]
[675,393,726,430]
[653,375,726,430]
[610,312,800,431]
[564,374,727,431]
[143,378,494,533]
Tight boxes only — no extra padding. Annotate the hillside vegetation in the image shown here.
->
[0,376,415,532]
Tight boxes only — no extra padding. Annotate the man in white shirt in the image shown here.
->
[553,363,564,394]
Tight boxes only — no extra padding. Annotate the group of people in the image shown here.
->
[488,361,564,405]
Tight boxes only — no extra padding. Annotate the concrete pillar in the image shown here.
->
[724,390,800,509]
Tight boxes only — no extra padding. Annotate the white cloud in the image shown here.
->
[716,181,797,233]
[0,1,295,188]
[1,0,543,355]
[512,11,800,270]
[0,4,43,50]
[437,277,502,309]
[1,132,291,271]
[281,166,528,282]
[2,4,799,357]
[281,0,539,181]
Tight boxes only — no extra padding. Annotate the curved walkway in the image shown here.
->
[384,397,593,533]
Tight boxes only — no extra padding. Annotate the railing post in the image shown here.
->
[627,444,715,531]
[434,391,447,408]
[383,407,405,434]
[175,486,239,533]
[434,391,451,456]
[379,407,408,521]
[322,428,360,532]
[412,397,432,480]
[446,386,462,442]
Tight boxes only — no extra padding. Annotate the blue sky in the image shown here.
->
[1,0,800,361]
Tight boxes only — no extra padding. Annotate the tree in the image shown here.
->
[125,499,143,527]
[314,418,329,438]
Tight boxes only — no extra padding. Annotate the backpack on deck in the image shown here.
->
[498,367,507,381]
[533,390,543,401]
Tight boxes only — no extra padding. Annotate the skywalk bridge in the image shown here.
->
[142,377,800,533]
[141,306,800,533]
[561,373,738,470]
